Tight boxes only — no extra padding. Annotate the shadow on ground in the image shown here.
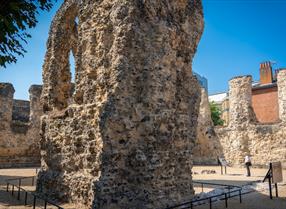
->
[194,191,286,209]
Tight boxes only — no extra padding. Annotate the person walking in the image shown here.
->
[244,155,252,177]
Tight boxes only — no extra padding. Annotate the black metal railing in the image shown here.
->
[165,181,252,209]
[193,180,240,193]
[6,176,63,209]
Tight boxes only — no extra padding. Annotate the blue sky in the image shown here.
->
[1,0,286,99]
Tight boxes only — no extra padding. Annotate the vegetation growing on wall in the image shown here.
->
[210,101,224,126]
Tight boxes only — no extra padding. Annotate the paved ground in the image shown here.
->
[0,166,285,209]
[0,168,37,209]
[192,166,286,209]
[0,168,76,209]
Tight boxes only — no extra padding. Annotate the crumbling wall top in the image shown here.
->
[0,83,15,97]
[29,85,42,97]
[228,75,256,126]
[0,83,42,125]
[229,75,252,82]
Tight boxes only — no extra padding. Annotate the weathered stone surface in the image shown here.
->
[277,69,286,122]
[0,83,14,129]
[0,83,43,168]
[38,0,204,208]
[193,88,222,164]
[228,76,257,127]
[12,100,30,123]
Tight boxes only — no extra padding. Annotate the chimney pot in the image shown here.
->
[260,61,273,84]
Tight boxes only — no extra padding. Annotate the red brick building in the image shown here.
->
[209,61,284,125]
[252,62,279,123]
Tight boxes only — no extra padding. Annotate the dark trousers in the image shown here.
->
[245,163,251,176]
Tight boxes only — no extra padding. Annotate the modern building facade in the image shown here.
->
[251,62,280,123]
[194,71,208,92]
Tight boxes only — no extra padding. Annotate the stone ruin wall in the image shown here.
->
[37,0,204,208]
[193,70,286,168]
[0,83,42,168]
[215,71,286,167]
[192,88,222,165]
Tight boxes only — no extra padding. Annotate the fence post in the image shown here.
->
[268,175,273,199]
[239,189,242,203]
[44,200,47,209]
[12,184,14,196]
[275,183,279,197]
[209,197,212,209]
[24,192,28,205]
[225,193,228,208]
[17,179,22,200]
[32,176,35,186]
[6,183,9,192]
[33,195,36,209]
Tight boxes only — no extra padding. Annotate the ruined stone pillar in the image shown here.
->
[29,85,43,127]
[227,76,255,164]
[0,83,15,130]
[277,69,286,123]
[23,85,43,166]
[228,76,255,126]
[39,1,204,209]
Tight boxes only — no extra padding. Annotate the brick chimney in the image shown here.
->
[260,61,273,84]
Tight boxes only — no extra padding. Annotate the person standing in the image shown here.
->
[244,155,252,177]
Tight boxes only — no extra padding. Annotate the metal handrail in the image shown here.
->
[165,181,245,209]
[193,180,241,188]
[6,176,63,209]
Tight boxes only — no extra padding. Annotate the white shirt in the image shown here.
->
[245,156,251,163]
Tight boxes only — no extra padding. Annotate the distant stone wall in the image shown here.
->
[216,70,286,167]
[12,100,30,122]
[0,83,42,168]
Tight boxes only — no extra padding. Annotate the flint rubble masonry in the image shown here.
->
[37,0,204,208]
[193,88,222,165]
[216,70,286,167]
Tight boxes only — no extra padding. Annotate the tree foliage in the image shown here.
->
[0,0,55,68]
[210,101,224,126]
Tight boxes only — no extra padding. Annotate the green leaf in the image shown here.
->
[0,0,55,68]
[210,101,225,126]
